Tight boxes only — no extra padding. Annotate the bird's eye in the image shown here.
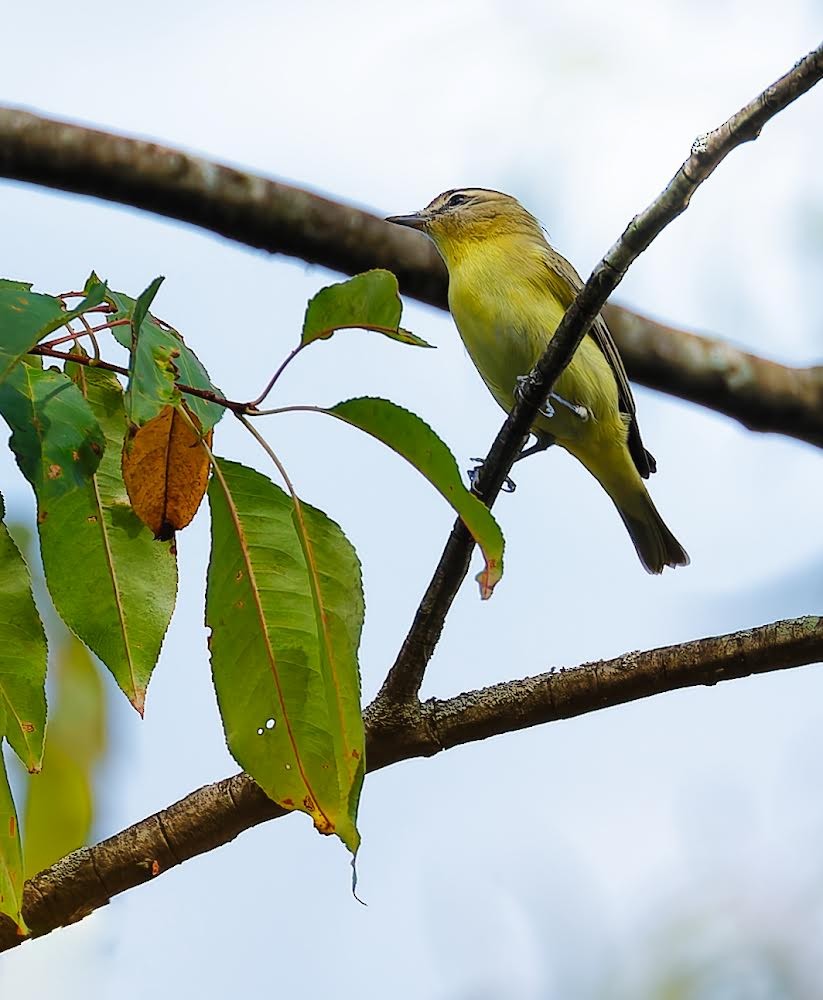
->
[446,193,470,209]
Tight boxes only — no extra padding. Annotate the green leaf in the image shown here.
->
[106,285,224,432]
[0,358,105,503]
[132,276,164,339]
[206,459,364,853]
[302,270,433,349]
[52,275,108,332]
[39,364,177,714]
[0,275,107,386]
[0,740,26,933]
[0,493,47,771]
[324,397,504,598]
[0,282,63,386]
[23,635,105,877]
[122,277,181,428]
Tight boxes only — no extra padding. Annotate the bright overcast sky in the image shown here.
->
[2,2,823,997]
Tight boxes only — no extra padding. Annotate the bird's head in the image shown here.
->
[387,188,541,264]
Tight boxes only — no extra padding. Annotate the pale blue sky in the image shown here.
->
[1,2,823,996]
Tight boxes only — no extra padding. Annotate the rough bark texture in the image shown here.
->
[604,305,823,447]
[1,615,820,952]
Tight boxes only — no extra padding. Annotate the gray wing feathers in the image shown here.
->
[546,252,656,479]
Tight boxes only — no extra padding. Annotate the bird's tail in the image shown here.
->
[614,485,690,574]
[569,440,689,574]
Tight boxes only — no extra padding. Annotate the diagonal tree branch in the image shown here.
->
[1,614,820,952]
[373,40,823,708]
[0,106,446,303]
[0,107,821,446]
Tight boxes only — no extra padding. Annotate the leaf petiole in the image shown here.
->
[246,343,307,410]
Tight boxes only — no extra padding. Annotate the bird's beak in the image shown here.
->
[385,211,428,231]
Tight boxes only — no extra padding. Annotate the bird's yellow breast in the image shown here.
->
[445,234,621,445]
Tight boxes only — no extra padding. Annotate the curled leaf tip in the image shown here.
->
[475,561,502,600]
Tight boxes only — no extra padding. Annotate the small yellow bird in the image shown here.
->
[387,188,688,573]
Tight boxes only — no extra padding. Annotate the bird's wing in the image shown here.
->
[544,250,656,479]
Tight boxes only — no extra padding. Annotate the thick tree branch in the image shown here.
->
[0,108,821,446]
[603,305,823,448]
[0,107,446,305]
[1,614,820,952]
[374,41,823,706]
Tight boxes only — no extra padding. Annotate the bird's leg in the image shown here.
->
[514,375,589,422]
[468,367,589,491]
[548,392,589,421]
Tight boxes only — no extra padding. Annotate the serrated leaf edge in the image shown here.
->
[209,458,335,831]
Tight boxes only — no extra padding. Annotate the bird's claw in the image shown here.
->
[468,458,516,494]
[514,374,531,404]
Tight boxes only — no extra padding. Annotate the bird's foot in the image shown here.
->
[514,374,588,421]
[468,458,516,494]
[514,374,553,415]
[513,435,554,463]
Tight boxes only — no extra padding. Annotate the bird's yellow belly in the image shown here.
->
[448,278,622,448]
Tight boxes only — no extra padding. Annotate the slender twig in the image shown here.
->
[41,318,129,349]
[58,290,111,301]
[75,314,101,362]
[29,344,249,413]
[30,345,129,376]
[176,384,245,413]
[40,318,100,357]
[0,107,821,444]
[234,411,298,490]
[40,325,91,351]
[1,613,819,953]
[247,323,429,410]
[373,40,823,708]
[247,344,305,408]
[248,404,320,417]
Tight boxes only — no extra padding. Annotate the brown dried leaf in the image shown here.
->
[122,404,211,540]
